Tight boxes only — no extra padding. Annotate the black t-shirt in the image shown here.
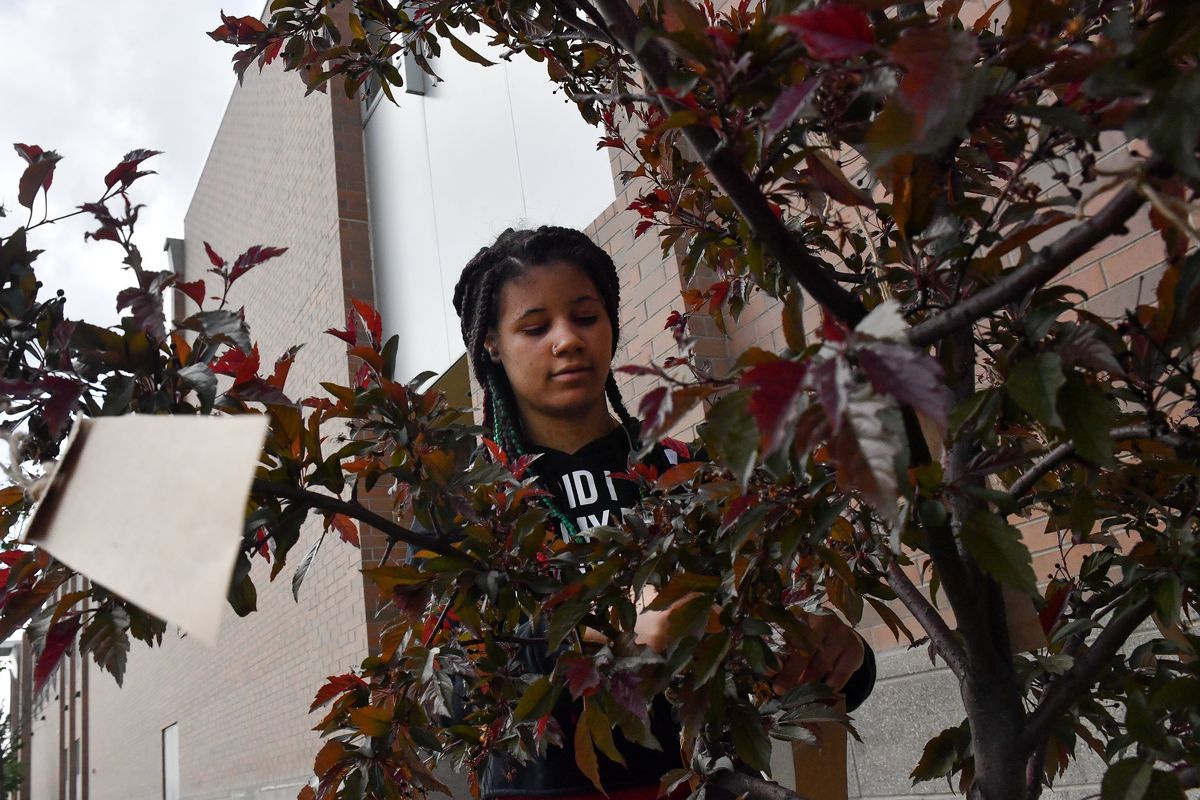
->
[480,422,876,798]
[483,422,683,798]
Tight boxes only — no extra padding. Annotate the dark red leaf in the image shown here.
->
[204,242,225,268]
[510,453,538,480]
[766,79,818,139]
[805,151,874,206]
[0,550,29,567]
[707,281,731,315]
[661,437,691,461]
[175,279,206,308]
[351,298,383,346]
[234,344,261,386]
[329,514,360,547]
[560,654,602,699]
[1039,580,1072,635]
[482,438,507,465]
[208,13,268,42]
[41,376,83,437]
[267,345,303,390]
[310,673,368,712]
[722,494,758,527]
[857,342,951,431]
[821,308,848,342]
[806,358,849,432]
[226,377,291,405]
[115,286,167,342]
[263,38,284,66]
[17,152,62,210]
[325,310,358,345]
[103,149,161,190]
[889,26,978,139]
[13,143,45,163]
[742,359,809,456]
[211,345,261,386]
[778,3,874,60]
[352,361,372,389]
[34,612,82,694]
[84,225,120,243]
[229,245,288,284]
[609,671,649,722]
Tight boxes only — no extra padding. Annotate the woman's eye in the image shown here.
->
[576,316,599,326]
[521,325,548,336]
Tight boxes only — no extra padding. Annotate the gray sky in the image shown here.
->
[0,1,260,327]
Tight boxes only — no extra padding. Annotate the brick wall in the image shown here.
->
[24,49,377,800]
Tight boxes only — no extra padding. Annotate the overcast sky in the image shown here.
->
[0,1,261,327]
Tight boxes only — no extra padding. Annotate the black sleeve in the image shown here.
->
[842,640,876,712]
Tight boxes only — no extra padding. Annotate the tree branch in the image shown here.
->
[1023,595,1157,743]
[250,478,467,560]
[1006,425,1152,502]
[587,0,867,326]
[546,0,618,47]
[710,769,813,800]
[885,561,968,682]
[908,172,1159,348]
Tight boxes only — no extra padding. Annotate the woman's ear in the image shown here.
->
[483,332,501,362]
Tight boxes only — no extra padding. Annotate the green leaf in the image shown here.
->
[443,28,494,66]
[1006,353,1065,428]
[701,389,758,489]
[909,722,967,783]
[828,381,904,525]
[769,725,817,745]
[729,702,772,773]
[573,700,604,793]
[1126,71,1200,180]
[79,606,131,686]
[292,530,325,601]
[583,701,625,766]
[226,551,258,616]
[1153,575,1183,627]
[1058,378,1116,465]
[178,364,217,414]
[961,512,1037,596]
[513,675,556,721]
[689,631,731,687]
[1101,757,1153,800]
[179,309,251,353]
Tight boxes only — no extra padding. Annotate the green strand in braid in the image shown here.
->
[489,386,582,542]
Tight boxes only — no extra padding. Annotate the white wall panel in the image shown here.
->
[364,33,616,382]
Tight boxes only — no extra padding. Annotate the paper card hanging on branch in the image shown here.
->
[22,415,268,646]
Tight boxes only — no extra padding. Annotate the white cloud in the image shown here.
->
[0,0,261,327]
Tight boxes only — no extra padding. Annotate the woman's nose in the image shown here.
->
[551,324,584,355]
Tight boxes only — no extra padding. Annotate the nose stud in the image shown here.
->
[552,343,559,356]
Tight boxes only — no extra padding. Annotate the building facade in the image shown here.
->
[12,1,1171,798]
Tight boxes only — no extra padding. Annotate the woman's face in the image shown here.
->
[485,261,614,427]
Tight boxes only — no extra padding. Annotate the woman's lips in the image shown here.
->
[551,365,591,380]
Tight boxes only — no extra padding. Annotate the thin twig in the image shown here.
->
[251,478,469,561]
[710,769,813,800]
[909,160,1168,348]
[1006,424,1153,502]
[1024,596,1157,743]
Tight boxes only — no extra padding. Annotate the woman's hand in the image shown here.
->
[773,611,865,694]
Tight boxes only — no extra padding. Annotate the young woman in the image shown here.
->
[452,226,874,800]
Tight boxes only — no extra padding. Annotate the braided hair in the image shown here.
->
[452,226,639,538]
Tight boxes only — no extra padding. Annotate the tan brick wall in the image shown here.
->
[26,54,376,800]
